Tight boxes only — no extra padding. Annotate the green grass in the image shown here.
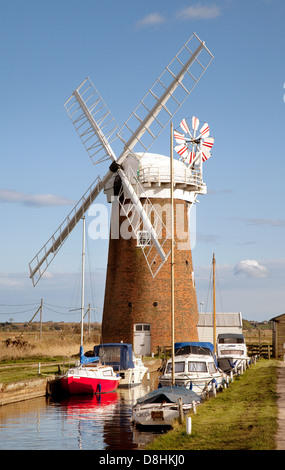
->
[0,365,60,383]
[145,359,279,451]
[0,357,75,383]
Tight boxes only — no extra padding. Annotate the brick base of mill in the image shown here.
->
[101,198,199,355]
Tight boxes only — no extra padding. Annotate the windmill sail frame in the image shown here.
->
[29,32,214,286]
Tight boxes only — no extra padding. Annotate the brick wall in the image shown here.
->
[102,197,199,354]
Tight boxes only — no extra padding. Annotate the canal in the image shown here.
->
[0,373,164,450]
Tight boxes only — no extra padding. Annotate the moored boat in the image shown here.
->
[159,342,225,397]
[59,217,121,395]
[59,347,121,395]
[132,386,202,427]
[217,333,250,374]
[94,343,148,387]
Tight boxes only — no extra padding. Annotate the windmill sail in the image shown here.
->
[117,32,213,158]
[29,32,213,285]
[64,77,119,165]
[64,77,170,267]
[29,177,103,286]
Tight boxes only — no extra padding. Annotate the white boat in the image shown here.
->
[217,333,250,374]
[59,217,121,395]
[93,343,148,387]
[159,342,226,397]
[132,386,202,427]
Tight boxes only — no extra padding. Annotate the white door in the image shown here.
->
[134,324,151,356]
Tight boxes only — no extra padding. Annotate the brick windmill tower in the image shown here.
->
[29,33,214,355]
[103,116,214,355]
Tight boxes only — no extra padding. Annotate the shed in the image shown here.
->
[270,313,285,359]
[197,312,243,344]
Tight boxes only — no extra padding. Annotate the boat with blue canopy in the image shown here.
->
[94,343,148,387]
[159,341,225,396]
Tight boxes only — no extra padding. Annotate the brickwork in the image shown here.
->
[102,197,199,354]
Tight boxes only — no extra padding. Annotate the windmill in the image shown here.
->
[29,33,214,354]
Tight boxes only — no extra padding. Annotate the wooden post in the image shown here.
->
[40,298,43,340]
[212,253,216,354]
[170,122,175,387]
[178,398,184,423]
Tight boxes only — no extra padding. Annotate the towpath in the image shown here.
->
[276,361,285,450]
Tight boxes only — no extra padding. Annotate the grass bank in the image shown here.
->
[146,359,279,451]
[0,357,74,383]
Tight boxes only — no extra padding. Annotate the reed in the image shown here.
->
[0,329,101,361]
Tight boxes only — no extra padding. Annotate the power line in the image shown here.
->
[0,308,38,315]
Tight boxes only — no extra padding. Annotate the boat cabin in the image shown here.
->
[217,333,245,344]
[94,343,135,372]
[166,355,218,375]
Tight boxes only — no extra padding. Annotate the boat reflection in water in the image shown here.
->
[61,392,119,420]
[49,373,162,450]
[0,371,161,450]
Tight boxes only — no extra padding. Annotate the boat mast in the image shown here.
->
[80,216,86,350]
[170,122,175,386]
[212,253,216,353]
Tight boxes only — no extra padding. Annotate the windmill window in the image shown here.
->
[137,230,151,247]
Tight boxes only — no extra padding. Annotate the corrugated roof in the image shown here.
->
[197,312,242,327]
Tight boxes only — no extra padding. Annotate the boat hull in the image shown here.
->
[159,374,224,396]
[59,366,120,395]
[132,403,191,427]
[60,376,119,395]
[217,356,249,374]
[118,366,148,387]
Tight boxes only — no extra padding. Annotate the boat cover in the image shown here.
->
[79,346,100,365]
[94,343,135,371]
[136,386,202,405]
[174,341,214,356]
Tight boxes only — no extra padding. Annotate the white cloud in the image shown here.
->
[177,5,221,20]
[234,259,269,278]
[230,217,285,227]
[0,188,74,207]
[0,272,27,288]
[136,12,166,29]
[42,271,53,280]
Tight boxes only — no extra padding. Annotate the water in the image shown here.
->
[0,375,163,450]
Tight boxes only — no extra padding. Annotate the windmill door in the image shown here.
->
[134,324,151,356]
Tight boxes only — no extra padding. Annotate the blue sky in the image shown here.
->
[0,0,284,324]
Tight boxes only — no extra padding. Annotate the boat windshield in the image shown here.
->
[188,362,207,372]
[218,336,245,344]
[208,362,218,373]
[166,361,185,373]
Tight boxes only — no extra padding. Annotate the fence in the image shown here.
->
[247,343,273,359]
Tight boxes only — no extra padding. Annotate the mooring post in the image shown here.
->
[178,398,184,424]
[186,417,192,435]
